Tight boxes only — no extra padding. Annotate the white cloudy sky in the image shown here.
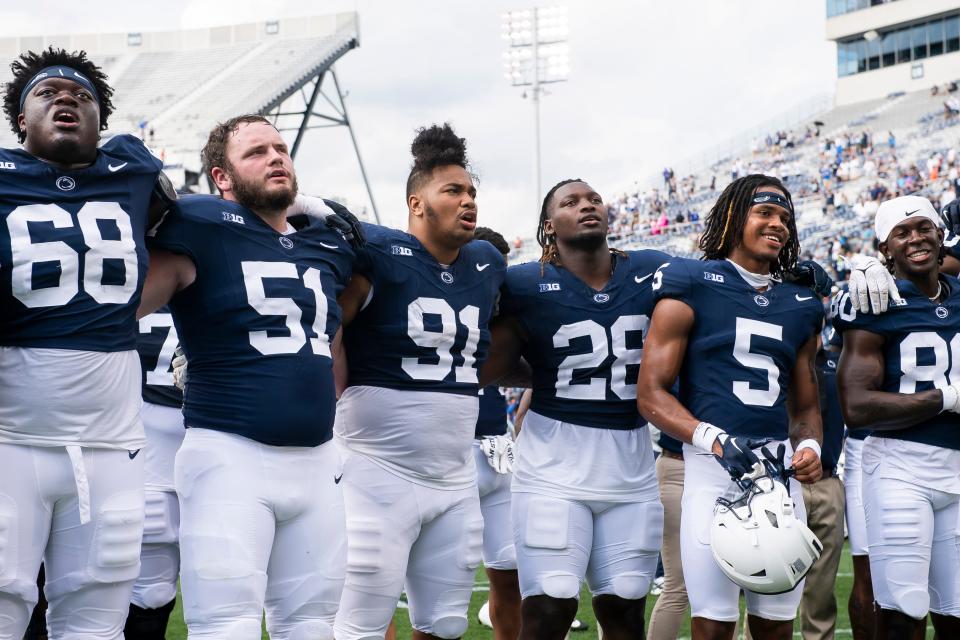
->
[0,0,836,237]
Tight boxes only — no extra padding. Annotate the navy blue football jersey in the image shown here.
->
[475,385,508,438]
[344,223,505,395]
[138,306,183,409]
[653,258,824,440]
[499,250,670,429]
[148,195,354,447]
[833,277,960,451]
[0,135,162,351]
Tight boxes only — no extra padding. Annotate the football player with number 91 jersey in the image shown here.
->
[139,115,355,640]
[482,178,664,637]
[333,124,505,640]
[638,175,825,640]
[835,195,960,640]
[0,49,170,639]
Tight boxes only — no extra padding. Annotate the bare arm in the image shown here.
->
[332,327,348,398]
[838,328,943,430]
[513,388,533,435]
[787,333,823,483]
[137,249,196,319]
[636,298,714,448]
[480,316,528,387]
[337,273,372,327]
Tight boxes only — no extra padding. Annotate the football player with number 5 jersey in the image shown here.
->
[835,195,960,640]
[482,179,665,638]
[139,115,357,639]
[0,49,171,639]
[333,124,505,640]
[638,175,825,640]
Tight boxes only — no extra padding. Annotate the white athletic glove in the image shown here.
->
[847,254,902,315]
[942,384,960,413]
[479,435,515,474]
[172,346,188,391]
[288,193,336,220]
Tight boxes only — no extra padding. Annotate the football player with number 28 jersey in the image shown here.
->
[835,195,960,640]
[333,124,505,640]
[638,175,825,640]
[139,115,357,640]
[482,179,665,638]
[0,49,172,639]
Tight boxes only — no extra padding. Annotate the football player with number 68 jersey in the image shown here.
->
[139,115,358,640]
[638,175,825,640]
[835,195,960,640]
[0,49,172,639]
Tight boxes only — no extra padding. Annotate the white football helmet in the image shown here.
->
[710,472,823,594]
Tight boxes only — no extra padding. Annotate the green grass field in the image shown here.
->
[163,542,936,639]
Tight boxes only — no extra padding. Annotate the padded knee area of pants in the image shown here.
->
[138,583,177,610]
[541,572,580,600]
[89,490,144,583]
[427,615,468,639]
[884,586,930,620]
[611,572,651,600]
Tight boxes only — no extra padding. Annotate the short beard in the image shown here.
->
[231,170,298,214]
[425,202,474,246]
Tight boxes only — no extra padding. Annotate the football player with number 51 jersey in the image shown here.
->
[482,179,665,638]
[638,175,825,640]
[0,49,171,639]
[333,124,505,640]
[835,195,960,640]
[139,115,357,640]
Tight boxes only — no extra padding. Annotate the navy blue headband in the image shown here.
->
[19,66,99,113]
[752,191,792,213]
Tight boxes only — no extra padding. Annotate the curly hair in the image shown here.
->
[698,174,799,277]
[405,123,471,197]
[537,178,625,273]
[473,226,510,256]
[201,114,275,188]
[3,47,114,143]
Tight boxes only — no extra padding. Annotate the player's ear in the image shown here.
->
[408,192,423,218]
[543,218,555,238]
[17,113,25,134]
[210,166,232,193]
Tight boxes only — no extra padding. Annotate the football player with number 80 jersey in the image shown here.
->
[139,115,355,640]
[638,175,825,640]
[481,179,665,637]
[835,196,960,640]
[333,124,505,640]
[0,49,170,639]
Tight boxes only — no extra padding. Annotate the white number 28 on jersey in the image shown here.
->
[553,315,647,401]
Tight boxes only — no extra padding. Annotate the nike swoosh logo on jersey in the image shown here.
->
[108,162,128,172]
[634,273,652,284]
[795,294,813,301]
[476,263,489,271]
[334,474,343,484]
[128,449,141,459]
[320,242,338,250]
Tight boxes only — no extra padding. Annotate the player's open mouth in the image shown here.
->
[52,109,79,130]
[459,211,477,229]
[579,213,602,226]
[267,170,289,181]
[907,248,932,263]
[762,233,784,248]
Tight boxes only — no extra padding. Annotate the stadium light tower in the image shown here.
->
[502,6,569,212]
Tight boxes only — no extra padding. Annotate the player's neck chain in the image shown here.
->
[929,281,943,303]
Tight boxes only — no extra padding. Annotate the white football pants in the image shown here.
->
[0,444,144,640]
[473,441,516,570]
[175,428,345,640]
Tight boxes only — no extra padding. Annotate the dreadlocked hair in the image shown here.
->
[405,123,471,197]
[698,174,799,277]
[4,47,115,143]
[537,178,625,275]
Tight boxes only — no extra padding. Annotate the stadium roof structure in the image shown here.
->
[0,13,380,220]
